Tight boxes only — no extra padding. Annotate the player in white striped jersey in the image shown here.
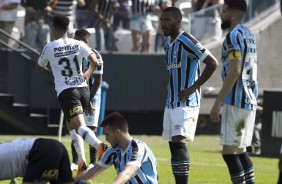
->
[70,29,104,170]
[160,7,218,184]
[74,112,158,184]
[0,138,73,183]
[36,15,107,173]
[210,0,257,183]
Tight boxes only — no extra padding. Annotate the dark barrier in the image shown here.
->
[261,91,282,157]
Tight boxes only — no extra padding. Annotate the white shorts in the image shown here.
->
[130,15,154,33]
[162,106,199,141]
[83,105,100,127]
[220,104,256,147]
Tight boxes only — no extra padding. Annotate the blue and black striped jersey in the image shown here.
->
[164,31,209,109]
[98,138,158,184]
[221,24,258,110]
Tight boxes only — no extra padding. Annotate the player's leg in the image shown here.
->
[221,105,255,184]
[58,88,87,170]
[68,122,85,171]
[84,105,101,167]
[73,87,107,164]
[238,109,256,184]
[163,107,198,184]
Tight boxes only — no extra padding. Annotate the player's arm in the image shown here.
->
[35,59,45,72]
[112,164,139,184]
[178,50,218,102]
[210,50,241,122]
[193,52,219,90]
[36,45,50,72]
[90,74,102,100]
[74,164,107,181]
[83,53,99,81]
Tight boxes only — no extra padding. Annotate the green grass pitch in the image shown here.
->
[0,135,278,184]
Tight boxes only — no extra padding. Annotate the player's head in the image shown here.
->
[74,29,90,45]
[100,112,129,147]
[221,0,247,30]
[160,7,182,36]
[52,15,69,36]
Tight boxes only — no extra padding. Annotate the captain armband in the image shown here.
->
[228,50,241,60]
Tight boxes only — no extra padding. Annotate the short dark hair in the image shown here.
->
[100,112,128,133]
[74,29,90,41]
[162,6,182,20]
[52,15,69,31]
[224,0,247,13]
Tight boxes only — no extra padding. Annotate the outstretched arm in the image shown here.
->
[112,164,139,184]
[74,164,107,182]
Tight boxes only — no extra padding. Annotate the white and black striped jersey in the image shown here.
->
[38,37,94,96]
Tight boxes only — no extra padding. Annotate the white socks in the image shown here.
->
[69,129,86,163]
[78,125,102,149]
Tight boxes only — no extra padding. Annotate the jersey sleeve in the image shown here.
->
[97,148,114,168]
[182,35,210,63]
[38,43,50,67]
[226,29,241,52]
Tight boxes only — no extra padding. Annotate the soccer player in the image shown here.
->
[36,15,107,173]
[71,29,104,170]
[160,7,219,184]
[74,112,158,184]
[210,0,258,183]
[0,138,73,183]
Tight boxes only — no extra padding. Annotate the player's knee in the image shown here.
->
[169,142,190,176]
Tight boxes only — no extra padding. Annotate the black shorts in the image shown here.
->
[58,87,90,121]
[23,138,73,183]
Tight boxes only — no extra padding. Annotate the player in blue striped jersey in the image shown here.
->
[160,7,219,184]
[210,0,257,183]
[74,112,158,184]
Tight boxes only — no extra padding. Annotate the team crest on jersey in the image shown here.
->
[196,43,204,50]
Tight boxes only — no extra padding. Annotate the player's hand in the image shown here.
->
[85,102,94,116]
[178,88,193,102]
[210,101,221,123]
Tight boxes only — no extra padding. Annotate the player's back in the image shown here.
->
[0,138,36,180]
[41,37,93,96]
